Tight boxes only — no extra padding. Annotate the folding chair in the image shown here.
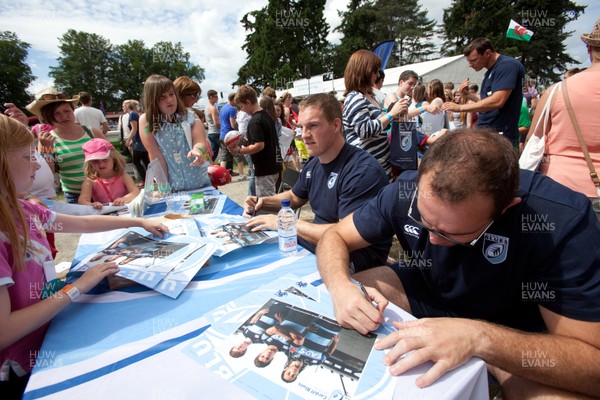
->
[278,167,302,218]
[278,167,300,193]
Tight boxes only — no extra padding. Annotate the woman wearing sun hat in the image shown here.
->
[525,18,600,216]
[26,88,106,203]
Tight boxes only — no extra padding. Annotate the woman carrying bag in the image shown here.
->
[522,18,600,217]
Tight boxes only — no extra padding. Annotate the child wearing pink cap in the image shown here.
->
[78,138,140,209]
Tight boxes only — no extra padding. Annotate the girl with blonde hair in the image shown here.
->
[78,138,140,209]
[0,115,167,397]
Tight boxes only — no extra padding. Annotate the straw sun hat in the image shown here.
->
[26,87,80,117]
[581,18,600,47]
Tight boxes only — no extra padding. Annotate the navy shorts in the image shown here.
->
[388,262,458,319]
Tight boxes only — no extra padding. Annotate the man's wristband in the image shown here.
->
[60,284,80,302]
[385,113,393,121]
[419,106,425,113]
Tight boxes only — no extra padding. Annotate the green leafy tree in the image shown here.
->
[148,41,205,82]
[442,0,586,82]
[49,30,205,111]
[0,31,36,107]
[236,0,330,92]
[374,0,437,67]
[50,30,117,110]
[331,0,380,78]
[113,40,153,102]
[330,0,436,76]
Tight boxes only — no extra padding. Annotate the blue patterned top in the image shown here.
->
[153,111,211,191]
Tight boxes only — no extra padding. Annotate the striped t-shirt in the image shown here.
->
[51,127,93,194]
[343,91,391,180]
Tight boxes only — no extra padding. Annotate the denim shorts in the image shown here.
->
[63,192,80,204]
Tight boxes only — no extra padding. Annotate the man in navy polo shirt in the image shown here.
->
[243,93,391,272]
[442,38,524,148]
[317,128,600,398]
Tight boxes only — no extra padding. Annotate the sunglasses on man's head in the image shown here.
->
[40,93,68,101]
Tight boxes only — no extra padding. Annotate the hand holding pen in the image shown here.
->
[242,195,261,218]
[251,196,259,217]
[351,278,378,309]
[331,278,388,334]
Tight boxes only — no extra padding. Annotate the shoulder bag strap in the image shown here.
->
[96,178,115,203]
[561,79,600,189]
[118,115,124,142]
[530,82,560,140]
[82,125,94,139]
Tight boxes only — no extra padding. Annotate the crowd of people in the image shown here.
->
[1,17,600,399]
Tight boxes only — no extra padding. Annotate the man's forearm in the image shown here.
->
[296,220,333,246]
[461,92,508,113]
[475,320,600,396]
[316,228,353,288]
[259,193,291,211]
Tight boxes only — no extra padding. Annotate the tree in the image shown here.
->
[148,41,205,82]
[50,30,117,110]
[49,30,205,111]
[0,31,36,107]
[442,0,586,82]
[236,0,330,92]
[373,0,437,67]
[113,40,153,102]
[329,0,437,77]
[331,0,380,78]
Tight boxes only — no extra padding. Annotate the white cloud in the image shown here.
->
[2,0,596,108]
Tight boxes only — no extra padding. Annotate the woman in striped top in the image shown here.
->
[342,50,408,180]
[26,88,105,203]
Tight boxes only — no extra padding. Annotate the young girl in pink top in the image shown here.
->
[79,138,140,209]
[0,115,168,397]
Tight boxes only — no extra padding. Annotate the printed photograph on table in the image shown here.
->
[45,199,129,216]
[162,217,202,238]
[187,275,394,400]
[197,214,276,256]
[150,241,217,298]
[72,230,188,269]
[229,298,376,383]
[70,228,209,295]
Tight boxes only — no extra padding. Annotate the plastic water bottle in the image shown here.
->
[278,199,297,256]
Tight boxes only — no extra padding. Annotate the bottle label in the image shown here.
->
[279,235,297,252]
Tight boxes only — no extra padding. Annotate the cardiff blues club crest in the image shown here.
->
[327,172,339,189]
[401,133,412,151]
[482,233,509,264]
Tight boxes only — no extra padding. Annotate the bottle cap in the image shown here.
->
[281,199,291,208]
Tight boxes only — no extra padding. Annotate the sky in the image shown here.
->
[2,0,597,110]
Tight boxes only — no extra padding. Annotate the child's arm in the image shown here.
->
[187,115,209,166]
[112,173,140,206]
[50,214,168,238]
[78,178,103,209]
[125,119,138,148]
[0,262,118,351]
[139,113,169,177]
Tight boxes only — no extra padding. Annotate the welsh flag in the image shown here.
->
[506,19,533,42]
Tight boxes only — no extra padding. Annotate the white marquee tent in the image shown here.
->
[281,55,487,99]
